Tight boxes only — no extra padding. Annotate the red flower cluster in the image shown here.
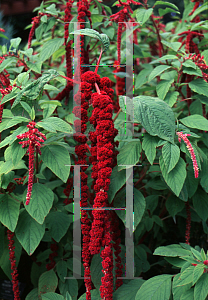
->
[46,239,58,270]
[178,30,204,54]
[7,230,20,300]
[176,131,199,178]
[16,121,46,205]
[113,60,126,113]
[186,53,208,82]
[0,28,5,32]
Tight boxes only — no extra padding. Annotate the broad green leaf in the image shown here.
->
[176,266,194,286]
[133,96,175,144]
[201,49,208,65]
[135,68,153,89]
[0,194,20,232]
[161,40,182,52]
[119,95,134,117]
[78,289,101,300]
[156,80,174,100]
[150,55,178,64]
[0,91,18,105]
[142,134,158,165]
[154,1,179,10]
[12,69,60,108]
[0,57,15,73]
[15,209,45,255]
[191,248,203,262]
[58,272,78,299]
[182,60,197,69]
[23,183,54,224]
[25,288,39,300]
[165,194,184,217]
[113,278,145,300]
[10,139,27,166]
[27,61,42,74]
[180,289,194,300]
[42,293,65,300]
[69,29,109,52]
[56,260,68,283]
[135,274,172,300]
[188,79,208,97]
[158,7,180,16]
[41,144,70,182]
[114,188,145,230]
[0,116,29,132]
[136,8,153,26]
[164,91,179,107]
[148,65,171,82]
[193,190,208,221]
[117,141,142,171]
[153,244,190,257]
[39,38,64,62]
[0,171,14,189]
[107,165,132,203]
[194,273,208,300]
[45,212,73,242]
[180,114,208,131]
[0,126,27,149]
[172,273,192,300]
[201,248,206,261]
[159,156,186,197]
[193,264,205,285]
[36,117,72,133]
[162,142,180,173]
[38,270,58,297]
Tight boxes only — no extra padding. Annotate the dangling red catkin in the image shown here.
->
[113,61,126,113]
[88,76,118,300]
[46,239,58,270]
[185,201,191,245]
[73,71,100,300]
[16,121,46,205]
[7,230,21,300]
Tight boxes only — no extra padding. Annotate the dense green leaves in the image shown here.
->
[39,38,64,62]
[117,140,142,171]
[38,270,58,297]
[136,8,153,26]
[37,117,72,133]
[154,244,191,257]
[180,115,208,131]
[0,194,20,232]
[162,142,180,173]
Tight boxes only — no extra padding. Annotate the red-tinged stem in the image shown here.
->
[95,49,103,74]
[60,74,80,85]
[113,108,122,122]
[95,82,101,94]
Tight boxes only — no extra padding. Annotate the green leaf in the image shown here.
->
[180,114,208,131]
[0,91,18,105]
[114,188,145,231]
[78,289,100,300]
[158,7,180,16]
[133,96,175,144]
[135,274,172,300]
[154,244,191,257]
[164,91,179,107]
[142,134,158,165]
[58,272,78,299]
[27,61,42,74]
[181,289,194,300]
[191,2,208,20]
[69,28,110,52]
[165,194,185,217]
[20,101,32,115]
[154,1,179,10]
[0,194,20,232]
[56,260,68,283]
[135,68,153,89]
[23,183,54,224]
[148,65,172,82]
[193,264,205,285]
[172,273,192,300]
[15,209,45,255]
[194,273,208,300]
[136,8,153,26]
[113,278,145,300]
[41,144,71,182]
[39,38,64,62]
[150,55,178,64]
[117,141,142,171]
[38,270,58,297]
[201,248,206,261]
[188,79,208,97]
[36,117,72,133]
[176,266,194,286]
[193,190,208,221]
[107,165,132,203]
[191,248,203,262]
[161,40,182,52]
[0,126,27,149]
[156,79,174,100]
[0,57,16,73]
[25,288,39,300]
[162,142,180,173]
[159,156,186,197]
[0,116,29,132]
[42,293,65,300]
[45,212,73,242]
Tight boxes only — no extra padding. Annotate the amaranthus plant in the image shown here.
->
[0,0,208,299]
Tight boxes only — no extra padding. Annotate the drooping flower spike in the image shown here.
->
[16,121,46,205]
[176,131,199,178]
